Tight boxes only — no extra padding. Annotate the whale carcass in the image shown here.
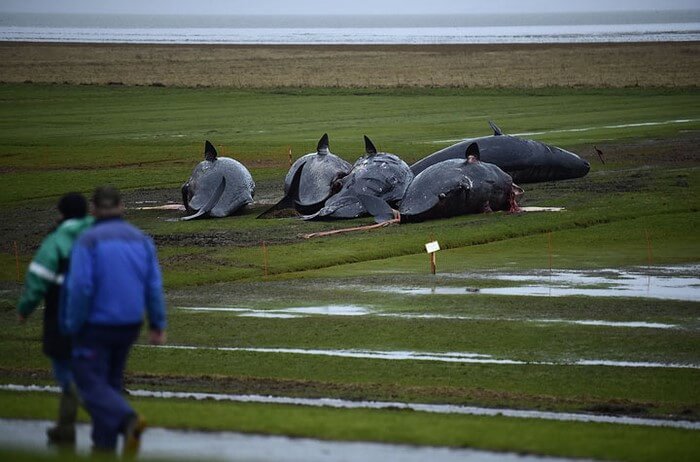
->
[306,136,414,220]
[260,133,351,217]
[360,142,521,223]
[411,121,590,183]
[181,140,255,220]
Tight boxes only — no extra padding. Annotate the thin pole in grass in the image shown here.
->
[14,240,20,283]
[261,240,269,279]
[287,146,293,167]
[547,231,553,274]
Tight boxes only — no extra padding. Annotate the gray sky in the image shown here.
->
[1,0,698,15]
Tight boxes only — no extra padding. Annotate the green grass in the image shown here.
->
[1,83,699,461]
[1,391,699,462]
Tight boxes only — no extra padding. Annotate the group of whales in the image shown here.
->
[180,122,590,223]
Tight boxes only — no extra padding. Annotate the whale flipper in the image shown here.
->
[358,194,396,224]
[182,176,226,221]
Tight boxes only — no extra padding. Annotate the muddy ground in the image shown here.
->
[1,134,697,256]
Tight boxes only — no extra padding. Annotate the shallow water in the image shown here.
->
[2,386,698,431]
[0,417,577,462]
[141,345,700,369]
[368,265,700,302]
[176,306,680,329]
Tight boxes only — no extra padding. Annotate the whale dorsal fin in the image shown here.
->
[364,135,377,155]
[204,140,218,161]
[465,142,480,161]
[317,133,329,155]
[488,120,503,136]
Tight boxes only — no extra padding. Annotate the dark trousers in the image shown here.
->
[72,323,141,449]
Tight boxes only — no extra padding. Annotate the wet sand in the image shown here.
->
[1,41,698,88]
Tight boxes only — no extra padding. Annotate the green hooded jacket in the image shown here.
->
[17,216,94,317]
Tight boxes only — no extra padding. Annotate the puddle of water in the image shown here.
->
[178,305,372,318]
[239,312,299,318]
[133,204,185,211]
[139,345,700,369]
[520,207,566,212]
[378,314,678,330]
[0,418,576,462]
[2,386,698,432]
[366,265,700,302]
[143,345,516,364]
[177,307,680,329]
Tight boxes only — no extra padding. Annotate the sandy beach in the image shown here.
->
[1,41,698,88]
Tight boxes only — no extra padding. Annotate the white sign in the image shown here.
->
[425,241,440,253]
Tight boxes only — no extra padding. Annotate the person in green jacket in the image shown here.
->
[17,192,94,446]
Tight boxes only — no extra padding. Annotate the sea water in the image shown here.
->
[1,12,699,44]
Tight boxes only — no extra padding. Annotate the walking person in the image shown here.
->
[61,185,167,455]
[17,192,93,446]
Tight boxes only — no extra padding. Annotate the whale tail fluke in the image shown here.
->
[257,162,305,218]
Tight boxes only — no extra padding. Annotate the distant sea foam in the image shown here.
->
[1,13,699,44]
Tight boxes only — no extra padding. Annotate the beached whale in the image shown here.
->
[360,142,521,223]
[259,134,351,217]
[411,121,590,183]
[181,141,255,220]
[305,136,414,220]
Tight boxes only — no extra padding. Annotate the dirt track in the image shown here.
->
[1,41,698,88]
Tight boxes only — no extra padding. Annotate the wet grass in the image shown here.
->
[1,391,699,462]
[0,83,699,460]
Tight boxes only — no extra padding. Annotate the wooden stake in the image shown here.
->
[287,146,293,167]
[645,229,654,266]
[261,241,269,278]
[14,240,20,282]
[429,252,436,275]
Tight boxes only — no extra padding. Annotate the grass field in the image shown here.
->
[1,42,698,88]
[0,81,699,461]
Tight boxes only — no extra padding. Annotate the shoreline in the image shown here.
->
[1,41,698,88]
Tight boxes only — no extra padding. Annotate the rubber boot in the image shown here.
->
[46,388,78,446]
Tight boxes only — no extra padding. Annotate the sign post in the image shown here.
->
[425,241,440,275]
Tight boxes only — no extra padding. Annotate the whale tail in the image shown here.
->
[358,194,398,224]
[257,162,305,218]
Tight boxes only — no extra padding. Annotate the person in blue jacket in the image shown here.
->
[61,185,167,455]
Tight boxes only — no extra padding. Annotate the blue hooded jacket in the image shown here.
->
[61,217,166,335]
